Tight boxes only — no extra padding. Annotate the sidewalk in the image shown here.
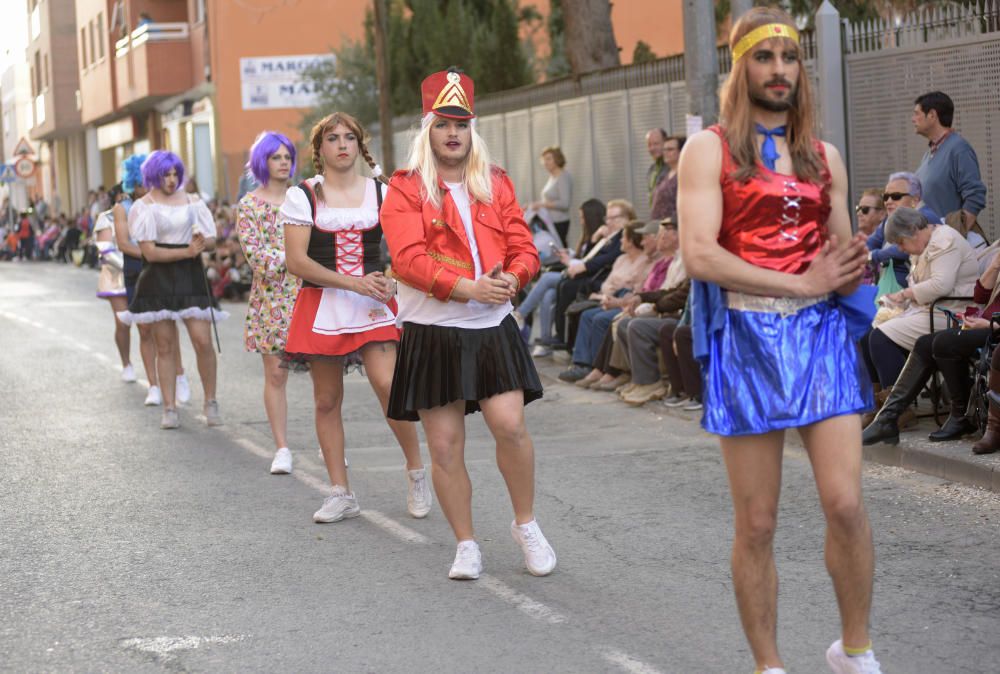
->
[534,356,1000,493]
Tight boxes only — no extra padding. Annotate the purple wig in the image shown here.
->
[246,131,297,185]
[141,150,185,190]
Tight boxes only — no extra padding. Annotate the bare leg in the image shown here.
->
[261,354,289,450]
[183,319,216,401]
[311,360,349,488]
[174,321,185,375]
[798,414,874,650]
[720,430,786,672]
[479,390,535,525]
[418,401,472,541]
[137,323,158,386]
[361,342,423,470]
[151,320,179,408]
[108,296,131,367]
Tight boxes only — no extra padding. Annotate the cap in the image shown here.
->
[421,67,475,120]
[637,219,662,235]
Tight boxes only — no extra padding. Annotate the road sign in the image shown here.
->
[12,137,35,157]
[0,164,15,183]
[14,157,35,178]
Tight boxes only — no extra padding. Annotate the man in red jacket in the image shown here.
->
[381,67,557,581]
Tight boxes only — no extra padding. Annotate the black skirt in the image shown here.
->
[387,314,543,421]
[117,244,228,324]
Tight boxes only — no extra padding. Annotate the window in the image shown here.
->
[33,51,41,93]
[43,53,48,89]
[80,26,88,68]
[196,0,206,23]
[96,12,105,59]
[29,65,35,98]
[89,20,96,65]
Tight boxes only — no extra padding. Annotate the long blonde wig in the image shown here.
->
[405,117,494,209]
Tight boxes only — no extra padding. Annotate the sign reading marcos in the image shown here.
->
[239,54,335,110]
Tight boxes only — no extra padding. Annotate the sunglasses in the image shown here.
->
[855,205,882,215]
[882,192,910,202]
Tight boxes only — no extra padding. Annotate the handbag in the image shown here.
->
[875,259,903,301]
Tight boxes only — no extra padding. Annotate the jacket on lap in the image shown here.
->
[381,167,540,302]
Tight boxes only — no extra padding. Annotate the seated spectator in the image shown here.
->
[860,207,979,412]
[857,187,886,285]
[868,172,942,289]
[552,199,634,349]
[864,246,1000,448]
[659,301,702,411]
[56,220,81,263]
[37,219,61,259]
[649,135,685,221]
[518,198,605,356]
[558,220,658,382]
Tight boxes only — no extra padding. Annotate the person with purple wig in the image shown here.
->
[117,150,228,430]
[113,153,193,408]
[236,131,302,474]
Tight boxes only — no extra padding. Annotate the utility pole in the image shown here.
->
[730,0,754,23]
[682,0,719,128]
[372,0,394,173]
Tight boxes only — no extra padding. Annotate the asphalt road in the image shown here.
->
[2,261,999,673]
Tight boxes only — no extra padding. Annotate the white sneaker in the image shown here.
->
[531,344,552,357]
[121,364,137,383]
[270,447,292,475]
[661,394,686,408]
[448,540,482,580]
[144,385,162,406]
[826,640,882,674]
[406,468,433,518]
[176,373,191,404]
[160,409,180,430]
[761,669,787,674]
[203,400,223,426]
[511,519,557,576]
[313,486,361,523]
[682,400,703,412]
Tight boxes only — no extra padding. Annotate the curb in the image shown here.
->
[536,359,1000,493]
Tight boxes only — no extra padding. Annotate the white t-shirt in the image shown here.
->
[129,196,216,244]
[395,182,511,329]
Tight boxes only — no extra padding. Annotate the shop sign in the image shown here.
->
[239,54,334,110]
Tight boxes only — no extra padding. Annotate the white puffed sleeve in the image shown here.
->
[92,210,114,234]
[280,184,314,226]
[128,199,157,242]
[191,199,216,238]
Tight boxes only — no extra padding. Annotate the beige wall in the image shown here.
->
[76,0,117,125]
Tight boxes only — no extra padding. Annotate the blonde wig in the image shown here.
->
[405,117,494,209]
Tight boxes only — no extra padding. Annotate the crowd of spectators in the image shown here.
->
[516,91,995,457]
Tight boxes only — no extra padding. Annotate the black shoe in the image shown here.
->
[928,415,978,442]
[862,415,899,446]
[558,365,590,382]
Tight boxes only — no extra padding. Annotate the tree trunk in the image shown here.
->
[373,0,394,173]
[561,0,621,75]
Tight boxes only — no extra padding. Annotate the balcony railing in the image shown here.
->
[115,22,190,58]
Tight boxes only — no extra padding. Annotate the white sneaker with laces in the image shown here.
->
[826,640,882,674]
[144,385,162,406]
[313,486,361,523]
[531,344,552,357]
[176,373,191,404]
[203,400,223,426]
[448,540,482,580]
[270,447,292,475]
[121,364,137,383]
[406,468,433,518]
[160,409,180,429]
[511,519,557,576]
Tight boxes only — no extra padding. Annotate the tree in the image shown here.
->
[560,0,621,75]
[632,40,657,64]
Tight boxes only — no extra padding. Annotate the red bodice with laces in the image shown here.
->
[709,125,831,275]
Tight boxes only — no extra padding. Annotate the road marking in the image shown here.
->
[120,635,249,662]
[601,648,665,674]
[477,574,567,624]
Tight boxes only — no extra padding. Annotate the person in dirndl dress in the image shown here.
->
[117,151,228,430]
[381,67,556,581]
[281,111,430,525]
[236,131,302,476]
[678,7,881,674]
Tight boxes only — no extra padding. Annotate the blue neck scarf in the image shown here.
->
[755,124,786,171]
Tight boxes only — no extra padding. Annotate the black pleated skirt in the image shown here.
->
[387,314,543,421]
[117,244,228,325]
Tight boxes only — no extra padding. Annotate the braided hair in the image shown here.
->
[308,111,388,202]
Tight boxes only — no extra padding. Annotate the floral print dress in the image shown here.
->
[236,192,301,354]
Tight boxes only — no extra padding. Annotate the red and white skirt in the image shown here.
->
[284,286,400,361]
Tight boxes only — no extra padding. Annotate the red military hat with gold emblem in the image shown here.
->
[421,67,475,120]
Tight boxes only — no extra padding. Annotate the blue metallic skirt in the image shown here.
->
[700,292,873,437]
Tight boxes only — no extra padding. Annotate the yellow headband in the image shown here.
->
[731,23,800,62]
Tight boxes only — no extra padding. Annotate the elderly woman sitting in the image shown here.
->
[864,239,1000,447]
[860,207,979,415]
